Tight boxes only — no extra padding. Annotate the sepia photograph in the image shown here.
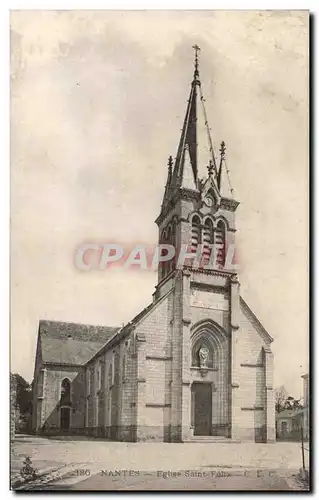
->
[10,10,309,491]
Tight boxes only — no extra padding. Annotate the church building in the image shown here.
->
[32,48,275,443]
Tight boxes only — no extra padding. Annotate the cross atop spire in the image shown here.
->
[192,44,201,80]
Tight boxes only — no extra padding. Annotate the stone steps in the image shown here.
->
[184,436,234,443]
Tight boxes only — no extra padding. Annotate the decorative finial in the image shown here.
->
[207,160,214,177]
[192,44,201,79]
[219,141,226,162]
[168,155,173,173]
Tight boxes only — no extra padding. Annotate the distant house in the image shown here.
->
[276,409,304,440]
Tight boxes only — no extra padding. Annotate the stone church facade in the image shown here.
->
[32,51,275,443]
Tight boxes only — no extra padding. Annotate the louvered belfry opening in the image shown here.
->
[202,218,213,266]
[191,215,201,254]
[215,220,226,268]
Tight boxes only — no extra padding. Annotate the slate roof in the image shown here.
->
[38,320,119,366]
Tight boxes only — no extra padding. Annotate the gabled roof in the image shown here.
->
[240,296,274,343]
[276,408,304,419]
[39,320,118,342]
[38,320,119,366]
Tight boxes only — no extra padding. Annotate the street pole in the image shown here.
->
[301,417,305,471]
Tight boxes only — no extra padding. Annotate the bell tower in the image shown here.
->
[155,46,239,295]
[153,46,243,443]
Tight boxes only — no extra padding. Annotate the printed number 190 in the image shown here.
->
[76,470,91,476]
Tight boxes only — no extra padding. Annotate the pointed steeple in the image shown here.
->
[157,46,237,228]
[171,45,202,192]
[181,143,197,190]
[161,155,174,207]
[217,141,226,191]
[217,141,235,199]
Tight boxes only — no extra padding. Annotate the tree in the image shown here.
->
[275,385,288,412]
[284,396,303,410]
[13,374,32,414]
[275,385,303,412]
[13,373,33,432]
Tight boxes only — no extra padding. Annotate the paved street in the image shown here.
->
[11,435,309,491]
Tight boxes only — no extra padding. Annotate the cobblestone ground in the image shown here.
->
[11,435,309,491]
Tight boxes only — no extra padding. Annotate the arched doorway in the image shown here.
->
[192,382,213,436]
[60,407,71,431]
[60,378,71,432]
[190,319,230,437]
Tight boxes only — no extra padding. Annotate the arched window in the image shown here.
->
[60,378,71,405]
[191,215,201,253]
[97,361,102,391]
[108,364,113,388]
[202,218,214,264]
[86,368,91,396]
[215,220,226,268]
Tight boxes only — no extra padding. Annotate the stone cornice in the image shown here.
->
[184,266,236,279]
[179,187,201,201]
[146,355,172,361]
[42,362,85,369]
[240,363,264,368]
[241,406,264,411]
[220,197,240,212]
[190,366,218,372]
[145,403,171,408]
[182,318,192,325]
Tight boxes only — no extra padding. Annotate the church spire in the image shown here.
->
[171,45,202,191]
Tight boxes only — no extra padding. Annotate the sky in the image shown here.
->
[10,10,308,397]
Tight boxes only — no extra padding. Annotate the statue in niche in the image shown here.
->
[198,346,209,368]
